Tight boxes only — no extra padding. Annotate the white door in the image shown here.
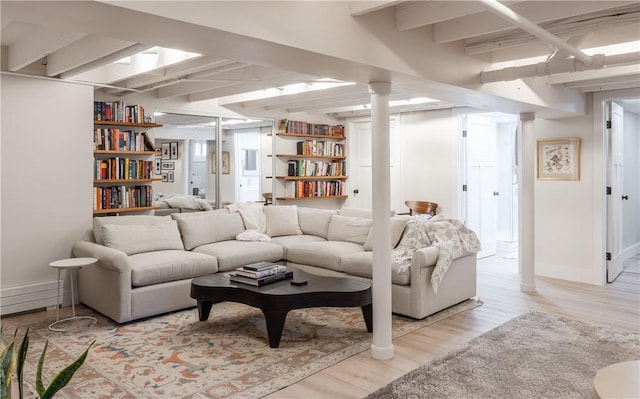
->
[465,114,498,258]
[189,140,207,197]
[607,102,625,282]
[235,131,260,202]
[348,119,401,212]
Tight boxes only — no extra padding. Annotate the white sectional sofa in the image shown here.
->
[72,205,478,323]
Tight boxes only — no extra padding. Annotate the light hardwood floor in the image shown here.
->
[265,253,640,399]
[2,254,638,398]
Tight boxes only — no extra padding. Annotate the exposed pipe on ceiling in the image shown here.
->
[478,0,594,65]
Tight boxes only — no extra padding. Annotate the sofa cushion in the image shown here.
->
[270,234,326,258]
[93,215,172,245]
[264,205,302,237]
[129,250,218,287]
[286,241,365,272]
[339,207,395,218]
[101,221,184,255]
[169,208,230,220]
[297,207,336,239]
[192,241,284,271]
[341,252,411,285]
[175,212,245,250]
[327,215,372,245]
[363,216,409,250]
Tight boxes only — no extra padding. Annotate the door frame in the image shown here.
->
[592,88,639,285]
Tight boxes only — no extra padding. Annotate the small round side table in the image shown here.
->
[48,257,98,332]
[593,360,640,399]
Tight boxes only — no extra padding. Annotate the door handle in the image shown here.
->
[353,189,359,194]
[622,195,629,200]
[493,191,499,196]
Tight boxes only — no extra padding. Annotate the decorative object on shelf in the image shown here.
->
[211,151,230,174]
[161,162,174,170]
[161,143,170,160]
[170,142,179,159]
[537,138,581,181]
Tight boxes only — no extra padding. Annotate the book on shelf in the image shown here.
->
[235,264,287,278]
[229,271,294,286]
[243,261,279,271]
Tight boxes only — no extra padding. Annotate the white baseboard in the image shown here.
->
[0,281,61,316]
[622,242,640,262]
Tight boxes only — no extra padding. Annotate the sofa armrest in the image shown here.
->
[72,240,130,274]
[411,246,439,269]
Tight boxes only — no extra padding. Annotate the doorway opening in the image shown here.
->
[461,112,519,262]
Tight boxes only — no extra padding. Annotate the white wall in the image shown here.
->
[397,109,460,217]
[534,115,595,283]
[1,75,93,312]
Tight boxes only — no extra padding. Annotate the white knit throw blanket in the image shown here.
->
[392,215,481,294]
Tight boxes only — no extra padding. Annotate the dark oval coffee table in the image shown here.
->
[190,267,372,348]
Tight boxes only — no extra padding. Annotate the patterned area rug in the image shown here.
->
[3,299,481,399]
[365,312,640,399]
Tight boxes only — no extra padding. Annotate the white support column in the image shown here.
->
[369,81,394,360]
[519,112,537,293]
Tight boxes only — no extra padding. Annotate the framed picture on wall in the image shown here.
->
[161,143,170,160]
[170,142,179,159]
[211,151,231,174]
[161,162,174,170]
[162,173,168,182]
[168,171,174,183]
[537,138,581,181]
[154,156,161,175]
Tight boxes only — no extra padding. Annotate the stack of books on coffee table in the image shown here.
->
[229,262,293,286]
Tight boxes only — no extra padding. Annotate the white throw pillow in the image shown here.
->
[175,212,245,250]
[101,220,184,255]
[327,214,372,245]
[93,215,172,245]
[363,216,409,250]
[297,207,337,239]
[264,205,303,237]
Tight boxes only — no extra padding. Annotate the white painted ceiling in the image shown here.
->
[2,1,639,119]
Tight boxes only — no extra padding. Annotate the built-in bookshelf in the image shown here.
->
[273,120,347,201]
[93,104,163,214]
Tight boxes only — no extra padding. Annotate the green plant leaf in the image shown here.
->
[39,340,94,399]
[16,329,29,399]
[1,366,8,399]
[0,340,16,395]
[35,340,48,396]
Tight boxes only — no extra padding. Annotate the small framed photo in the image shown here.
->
[211,151,231,174]
[167,171,174,183]
[161,143,170,160]
[537,138,581,181]
[170,142,179,159]
[161,162,174,170]
[154,156,161,175]
[161,173,168,182]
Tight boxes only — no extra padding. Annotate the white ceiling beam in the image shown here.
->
[7,26,85,71]
[230,84,365,109]
[397,1,488,31]
[563,74,640,89]
[349,1,403,16]
[104,58,242,93]
[190,81,296,103]
[45,35,138,77]
[266,92,371,111]
[59,43,152,79]
[434,1,636,44]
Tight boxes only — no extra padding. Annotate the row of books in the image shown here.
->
[94,185,153,211]
[94,158,154,180]
[278,119,344,136]
[287,159,346,177]
[94,128,155,152]
[296,140,344,157]
[284,180,344,198]
[94,101,146,124]
[229,262,293,286]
